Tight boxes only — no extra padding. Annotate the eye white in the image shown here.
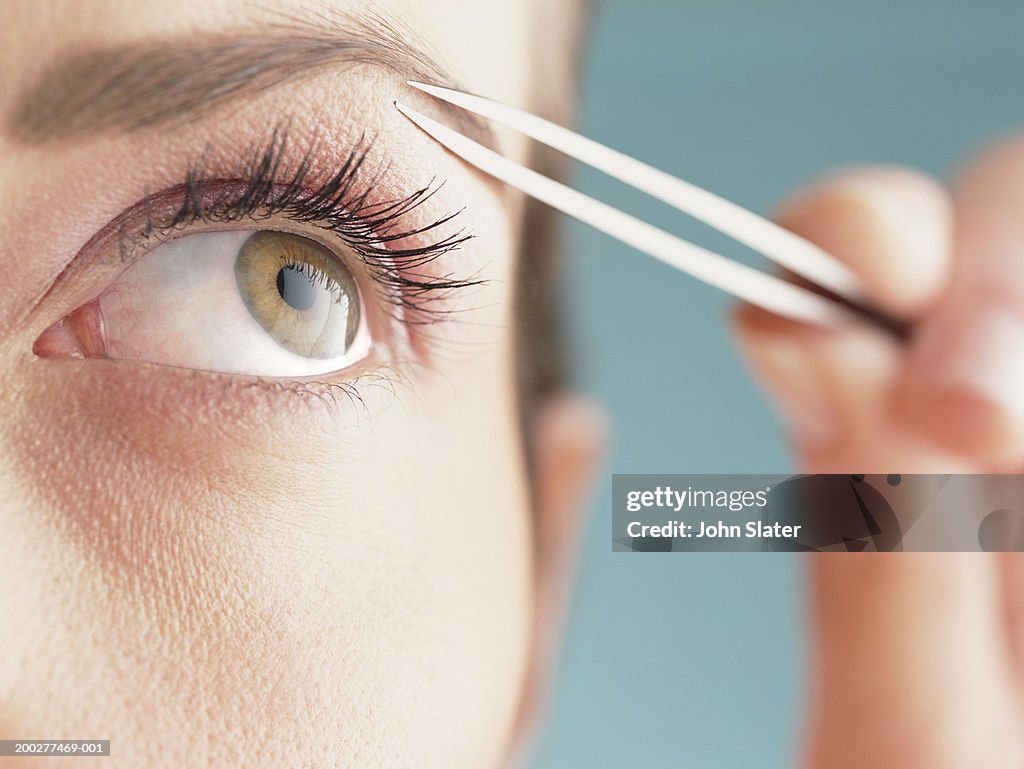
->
[99,230,370,377]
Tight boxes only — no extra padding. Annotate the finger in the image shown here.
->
[776,167,954,318]
[804,554,1022,769]
[897,136,1024,466]
[734,306,973,472]
[734,306,892,458]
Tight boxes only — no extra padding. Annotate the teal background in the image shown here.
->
[531,2,1024,767]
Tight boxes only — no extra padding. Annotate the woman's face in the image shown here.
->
[0,1,554,766]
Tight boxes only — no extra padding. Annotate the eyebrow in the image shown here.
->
[6,11,496,149]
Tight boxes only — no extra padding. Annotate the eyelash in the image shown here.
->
[120,125,482,325]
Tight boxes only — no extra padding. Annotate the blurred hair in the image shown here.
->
[517,0,590,464]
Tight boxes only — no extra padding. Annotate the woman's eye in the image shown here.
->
[58,229,371,378]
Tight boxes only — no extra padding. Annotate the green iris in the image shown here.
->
[234,231,360,359]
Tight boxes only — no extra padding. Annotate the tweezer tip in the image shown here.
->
[394,102,422,123]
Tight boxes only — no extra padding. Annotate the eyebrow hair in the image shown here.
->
[6,11,496,149]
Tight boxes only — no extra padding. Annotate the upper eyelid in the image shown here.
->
[73,130,483,329]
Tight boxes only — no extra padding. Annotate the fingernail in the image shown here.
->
[836,171,949,265]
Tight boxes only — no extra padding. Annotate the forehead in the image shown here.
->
[3,0,533,104]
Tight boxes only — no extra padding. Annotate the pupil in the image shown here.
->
[276,265,317,311]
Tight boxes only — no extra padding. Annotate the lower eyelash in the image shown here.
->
[131,125,484,324]
[236,362,411,417]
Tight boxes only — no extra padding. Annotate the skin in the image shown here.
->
[0,1,601,768]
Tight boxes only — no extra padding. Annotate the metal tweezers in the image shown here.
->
[396,82,901,335]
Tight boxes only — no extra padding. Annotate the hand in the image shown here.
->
[733,138,1024,767]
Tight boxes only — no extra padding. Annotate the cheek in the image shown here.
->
[0,350,532,768]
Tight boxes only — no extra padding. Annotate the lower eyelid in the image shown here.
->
[51,354,404,421]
